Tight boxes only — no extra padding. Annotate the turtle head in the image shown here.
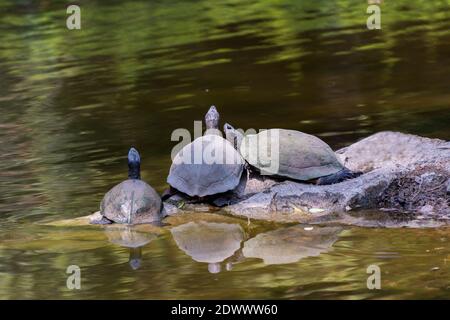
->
[205,105,220,130]
[224,123,243,149]
[128,147,141,180]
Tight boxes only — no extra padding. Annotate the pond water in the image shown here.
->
[0,0,449,299]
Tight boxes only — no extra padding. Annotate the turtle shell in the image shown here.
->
[100,179,161,224]
[240,129,343,181]
[167,134,244,197]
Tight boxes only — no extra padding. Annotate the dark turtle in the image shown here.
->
[224,124,361,185]
[166,106,244,198]
[91,148,162,225]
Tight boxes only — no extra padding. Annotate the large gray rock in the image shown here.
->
[165,132,450,224]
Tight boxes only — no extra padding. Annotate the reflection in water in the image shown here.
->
[224,249,246,272]
[1,0,450,229]
[128,248,142,270]
[171,221,244,273]
[104,225,158,270]
[243,226,342,265]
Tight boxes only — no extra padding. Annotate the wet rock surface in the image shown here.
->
[165,132,449,225]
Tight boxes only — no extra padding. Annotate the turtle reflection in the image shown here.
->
[171,221,244,273]
[104,225,158,270]
[243,226,342,265]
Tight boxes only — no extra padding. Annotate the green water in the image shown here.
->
[0,0,449,299]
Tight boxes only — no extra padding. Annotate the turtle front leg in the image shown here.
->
[316,168,363,185]
[161,186,178,201]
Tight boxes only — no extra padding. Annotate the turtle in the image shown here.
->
[223,124,362,185]
[170,221,245,273]
[166,106,244,199]
[91,147,162,225]
[104,224,158,270]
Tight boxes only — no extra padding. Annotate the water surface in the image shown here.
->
[0,0,449,299]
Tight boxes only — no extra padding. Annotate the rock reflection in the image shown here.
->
[243,226,342,265]
[171,221,244,273]
[104,225,158,270]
